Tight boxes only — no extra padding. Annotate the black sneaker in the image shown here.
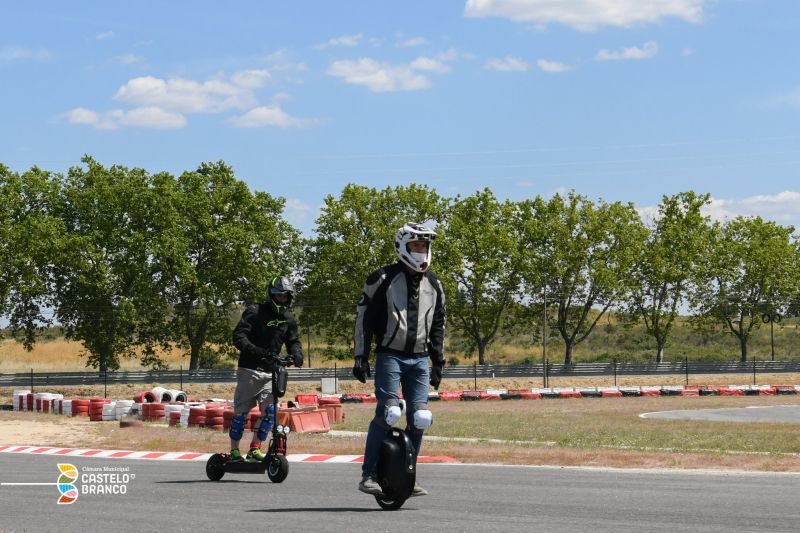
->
[358,475,383,496]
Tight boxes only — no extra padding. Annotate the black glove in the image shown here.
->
[252,347,274,371]
[352,356,371,383]
[292,352,304,368]
[430,359,444,390]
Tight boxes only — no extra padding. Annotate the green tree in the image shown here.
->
[301,184,446,356]
[521,192,645,365]
[694,217,799,362]
[0,165,63,348]
[53,157,162,371]
[436,189,521,364]
[150,162,302,370]
[628,192,711,362]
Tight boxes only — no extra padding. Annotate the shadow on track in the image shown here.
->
[155,479,265,484]
[248,507,390,513]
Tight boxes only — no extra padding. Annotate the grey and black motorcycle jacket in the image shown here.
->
[354,262,446,362]
[233,303,303,370]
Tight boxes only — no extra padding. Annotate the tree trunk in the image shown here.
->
[739,336,748,363]
[477,340,486,365]
[189,340,201,370]
[655,343,665,363]
[563,342,574,366]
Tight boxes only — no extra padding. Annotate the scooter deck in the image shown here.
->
[224,460,268,474]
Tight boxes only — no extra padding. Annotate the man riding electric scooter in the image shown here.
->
[353,222,446,498]
[230,275,304,463]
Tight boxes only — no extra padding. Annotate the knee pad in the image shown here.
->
[384,405,402,427]
[413,409,433,430]
[256,405,275,441]
[229,413,247,441]
[373,399,401,430]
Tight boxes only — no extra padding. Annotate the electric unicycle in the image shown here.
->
[374,427,417,510]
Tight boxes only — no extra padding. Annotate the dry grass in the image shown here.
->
[3,392,800,472]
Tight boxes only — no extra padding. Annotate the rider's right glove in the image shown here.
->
[352,356,371,383]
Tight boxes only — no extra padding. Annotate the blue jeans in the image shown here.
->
[362,353,430,477]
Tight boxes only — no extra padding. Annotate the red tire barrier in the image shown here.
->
[519,392,542,399]
[460,391,481,401]
[718,388,744,396]
[205,416,225,426]
[640,389,661,397]
[479,393,502,400]
[205,408,223,418]
[168,411,181,426]
[438,392,462,401]
[600,390,623,398]
[558,391,582,399]
[133,392,146,403]
[680,389,700,396]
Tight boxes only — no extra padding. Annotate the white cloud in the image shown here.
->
[596,41,659,61]
[315,33,363,49]
[485,56,529,72]
[0,46,52,62]
[410,57,452,74]
[283,198,316,228]
[118,54,144,65]
[262,49,307,72]
[639,191,800,227]
[464,0,708,31]
[399,36,427,48]
[96,31,116,40]
[764,87,800,110]
[228,105,315,128]
[704,192,800,226]
[328,58,434,92]
[537,59,572,72]
[113,70,270,113]
[63,106,186,130]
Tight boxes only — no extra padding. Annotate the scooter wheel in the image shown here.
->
[206,453,226,481]
[266,455,289,483]
[375,495,408,511]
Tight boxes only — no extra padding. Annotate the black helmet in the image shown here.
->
[268,275,295,313]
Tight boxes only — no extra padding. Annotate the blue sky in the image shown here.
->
[3,0,800,233]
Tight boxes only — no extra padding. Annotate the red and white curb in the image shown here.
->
[0,445,456,463]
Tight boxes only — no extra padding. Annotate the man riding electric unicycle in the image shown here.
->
[353,222,446,509]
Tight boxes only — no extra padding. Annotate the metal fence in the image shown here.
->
[3,360,800,389]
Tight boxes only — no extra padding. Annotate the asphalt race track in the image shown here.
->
[1,454,799,533]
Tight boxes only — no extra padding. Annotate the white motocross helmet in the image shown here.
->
[395,222,437,273]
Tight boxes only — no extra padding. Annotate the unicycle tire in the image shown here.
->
[267,455,289,483]
[375,494,409,510]
[206,453,226,481]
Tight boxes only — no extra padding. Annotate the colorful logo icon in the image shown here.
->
[56,464,79,505]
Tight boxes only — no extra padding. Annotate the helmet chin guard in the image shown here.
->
[268,275,295,313]
[395,222,437,273]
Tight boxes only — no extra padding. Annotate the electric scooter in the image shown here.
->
[205,354,294,483]
[374,400,416,510]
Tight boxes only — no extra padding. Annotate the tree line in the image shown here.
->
[2,158,798,370]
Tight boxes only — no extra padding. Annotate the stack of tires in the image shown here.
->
[222,408,234,430]
[115,400,134,419]
[187,406,206,428]
[164,404,184,425]
[89,398,110,421]
[101,401,118,421]
[13,390,31,411]
[204,406,224,431]
[168,410,182,427]
[142,402,166,422]
[71,399,90,417]
[62,399,72,416]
